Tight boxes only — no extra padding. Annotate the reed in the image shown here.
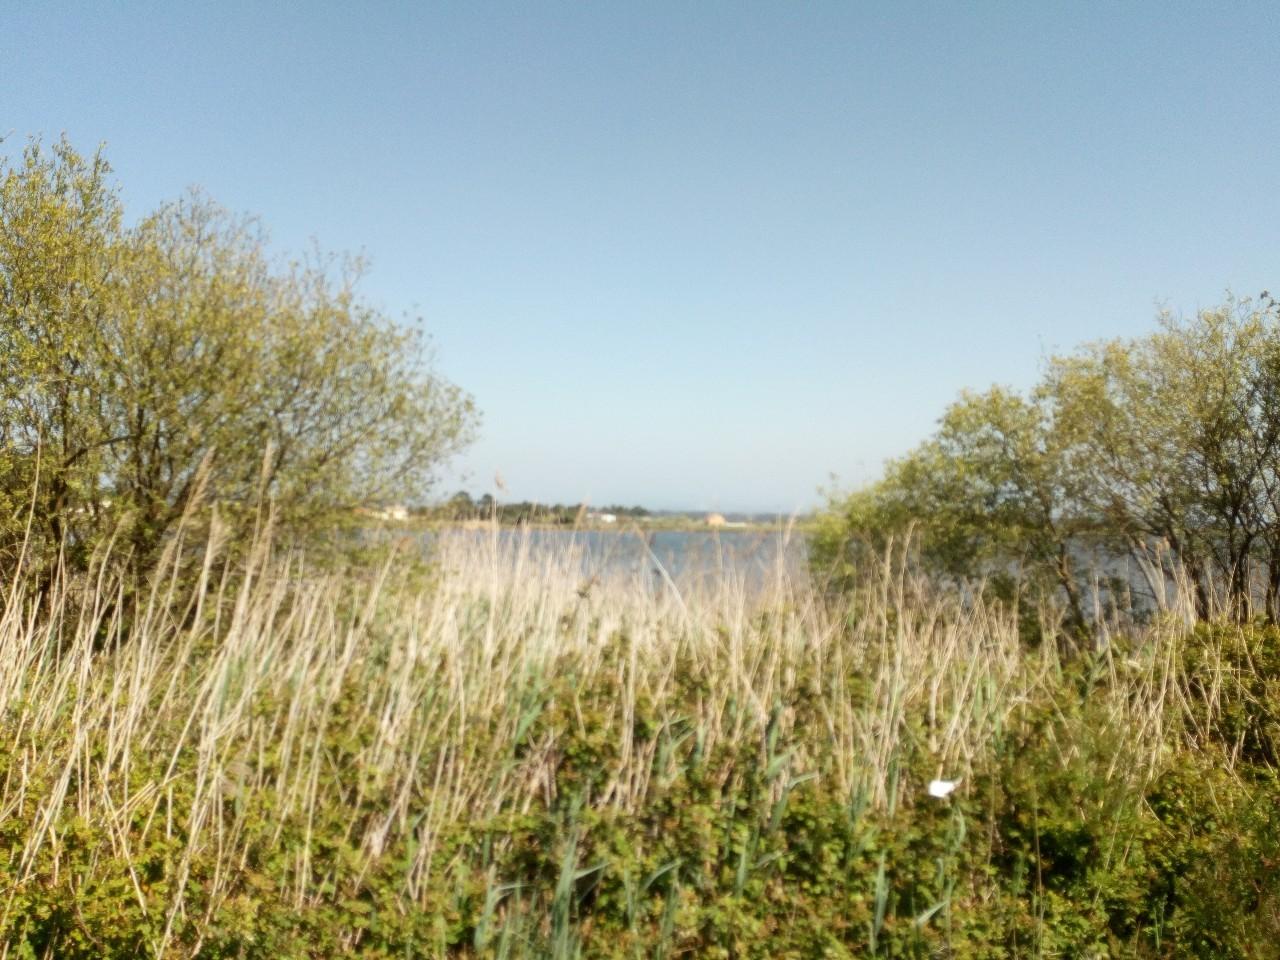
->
[0,517,1266,957]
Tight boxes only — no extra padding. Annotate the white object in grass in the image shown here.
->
[927,778,959,798]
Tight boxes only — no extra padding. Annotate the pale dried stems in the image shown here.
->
[0,519,1198,945]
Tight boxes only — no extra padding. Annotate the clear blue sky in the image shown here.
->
[6,2,1279,512]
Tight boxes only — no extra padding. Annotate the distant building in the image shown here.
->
[587,512,618,524]
[705,513,727,528]
[360,503,409,522]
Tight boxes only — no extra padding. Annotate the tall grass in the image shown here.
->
[0,516,1266,956]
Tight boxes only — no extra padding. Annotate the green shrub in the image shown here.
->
[2,532,1280,956]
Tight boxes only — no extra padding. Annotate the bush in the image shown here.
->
[0,137,476,579]
[0,527,1277,956]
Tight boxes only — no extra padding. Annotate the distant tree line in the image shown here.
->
[423,492,649,525]
[813,294,1280,634]
[0,138,476,585]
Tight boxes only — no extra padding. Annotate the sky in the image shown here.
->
[5,2,1280,512]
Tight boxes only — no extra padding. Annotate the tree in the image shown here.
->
[444,491,477,519]
[816,294,1280,632]
[1046,298,1280,620]
[813,386,1093,640]
[0,138,477,577]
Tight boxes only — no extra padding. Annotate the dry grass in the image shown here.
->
[0,516,1204,955]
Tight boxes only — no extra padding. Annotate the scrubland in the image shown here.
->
[0,516,1275,958]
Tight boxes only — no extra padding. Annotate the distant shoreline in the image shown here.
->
[399,517,814,534]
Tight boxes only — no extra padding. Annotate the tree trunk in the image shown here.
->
[1185,554,1212,621]
[1267,543,1280,624]
[1229,550,1252,623]
[1054,543,1091,653]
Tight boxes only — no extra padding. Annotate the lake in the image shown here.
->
[423,526,810,593]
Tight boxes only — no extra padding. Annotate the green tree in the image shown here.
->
[813,386,1093,639]
[1046,298,1280,620]
[0,138,477,577]
[444,491,477,519]
[0,138,124,574]
[817,294,1280,630]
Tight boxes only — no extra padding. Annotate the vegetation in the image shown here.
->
[0,138,476,581]
[421,493,650,526]
[0,519,1274,957]
[813,294,1280,632]
[414,494,793,530]
[4,135,1279,955]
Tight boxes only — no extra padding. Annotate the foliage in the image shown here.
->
[811,387,1095,643]
[815,294,1280,630]
[0,522,1277,956]
[1180,622,1280,768]
[1046,301,1280,620]
[0,137,476,576]
[419,492,650,525]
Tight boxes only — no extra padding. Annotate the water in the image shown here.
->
[425,526,809,593]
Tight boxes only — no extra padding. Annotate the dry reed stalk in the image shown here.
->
[0,515,1216,953]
